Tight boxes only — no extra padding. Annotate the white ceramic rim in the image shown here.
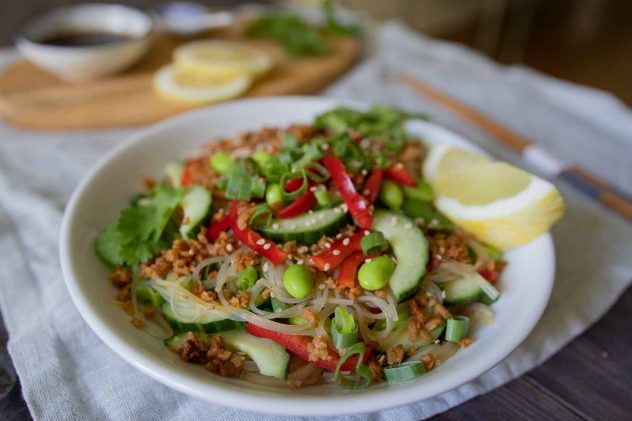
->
[60,96,554,416]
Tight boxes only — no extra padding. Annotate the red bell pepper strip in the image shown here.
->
[338,251,366,288]
[384,163,416,187]
[311,231,367,271]
[229,201,287,265]
[205,215,231,243]
[277,191,316,218]
[362,168,383,204]
[245,323,372,372]
[322,154,372,229]
[479,268,500,283]
[180,159,196,187]
[284,177,305,192]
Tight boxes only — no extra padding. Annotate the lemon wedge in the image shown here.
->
[173,40,273,78]
[424,145,565,250]
[153,65,251,106]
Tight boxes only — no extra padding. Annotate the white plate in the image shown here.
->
[60,97,555,416]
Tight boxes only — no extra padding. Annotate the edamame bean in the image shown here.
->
[236,267,258,291]
[252,150,273,167]
[210,152,233,174]
[379,180,404,210]
[266,183,284,207]
[358,256,395,291]
[283,264,313,299]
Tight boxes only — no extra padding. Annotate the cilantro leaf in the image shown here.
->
[94,184,183,267]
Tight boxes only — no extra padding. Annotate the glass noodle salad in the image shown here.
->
[95,106,505,389]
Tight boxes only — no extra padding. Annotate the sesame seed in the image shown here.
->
[318,284,326,290]
[263,263,269,272]
[361,169,368,176]
[336,233,343,239]
[308,210,313,214]
[441,290,447,298]
[263,243,271,250]
[272,223,279,229]
[290,225,297,230]
[226,244,234,252]
[324,263,331,271]
[332,249,341,256]
[364,230,370,235]
[391,217,397,226]
[325,242,332,249]
[362,189,370,195]
[297,259,304,265]
[340,204,348,212]
[334,208,341,214]
[298,246,308,253]
[342,238,350,246]
[321,144,330,150]
[365,258,372,263]
[430,219,439,227]
[310,186,317,192]
[404,223,412,229]
[434,339,440,344]
[256,239,266,245]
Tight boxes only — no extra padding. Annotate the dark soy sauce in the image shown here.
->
[40,31,131,47]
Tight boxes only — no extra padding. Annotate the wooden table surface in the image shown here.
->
[1,287,630,420]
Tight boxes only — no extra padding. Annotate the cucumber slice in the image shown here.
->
[136,284,165,307]
[179,185,212,238]
[165,162,185,187]
[160,303,241,333]
[438,275,500,305]
[372,210,429,302]
[377,319,444,352]
[165,331,290,380]
[221,330,290,380]
[258,207,348,244]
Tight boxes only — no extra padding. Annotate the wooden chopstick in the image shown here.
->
[399,72,632,222]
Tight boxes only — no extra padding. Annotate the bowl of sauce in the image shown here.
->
[17,4,154,81]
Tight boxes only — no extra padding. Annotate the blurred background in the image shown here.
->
[1,0,630,104]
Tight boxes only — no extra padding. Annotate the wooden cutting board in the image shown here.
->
[0,26,359,130]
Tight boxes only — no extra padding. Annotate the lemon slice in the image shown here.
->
[153,65,251,106]
[424,145,565,250]
[423,144,489,184]
[173,40,273,78]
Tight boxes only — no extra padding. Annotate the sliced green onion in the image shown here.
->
[403,180,433,202]
[210,152,234,174]
[262,159,289,183]
[249,203,273,229]
[479,278,500,305]
[225,172,251,200]
[314,186,331,206]
[280,170,308,201]
[332,307,358,349]
[250,176,266,198]
[360,231,389,256]
[445,316,469,343]
[383,361,426,383]
[334,343,372,389]
[236,267,258,291]
[282,132,299,150]
[305,162,330,183]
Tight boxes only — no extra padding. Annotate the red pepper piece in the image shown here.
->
[362,168,383,204]
[245,323,372,372]
[479,268,500,283]
[384,163,416,187]
[311,231,366,271]
[180,160,195,187]
[322,154,372,229]
[229,201,287,265]
[205,215,231,243]
[284,177,305,192]
[277,191,316,218]
[338,251,366,288]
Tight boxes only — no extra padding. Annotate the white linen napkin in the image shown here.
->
[0,22,630,421]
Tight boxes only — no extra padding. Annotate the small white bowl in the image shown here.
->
[16,3,154,81]
[60,97,555,416]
